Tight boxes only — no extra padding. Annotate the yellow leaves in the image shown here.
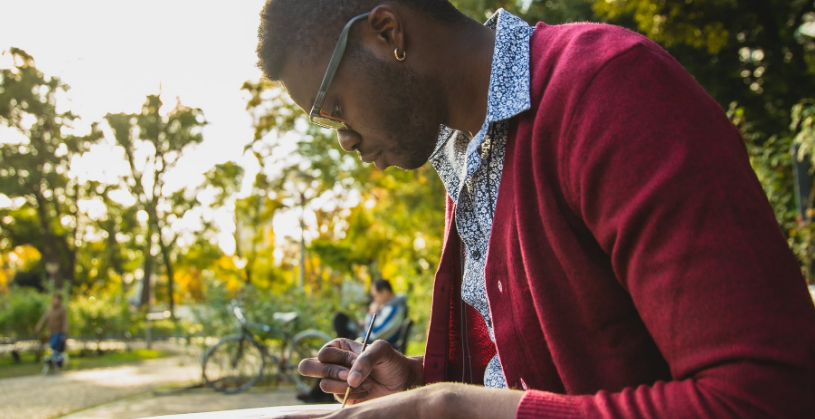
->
[0,245,42,292]
[593,0,731,54]
[174,268,205,302]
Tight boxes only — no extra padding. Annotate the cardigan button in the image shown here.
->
[520,378,528,390]
[498,281,503,293]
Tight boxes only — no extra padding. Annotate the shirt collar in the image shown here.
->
[430,9,533,159]
[482,8,534,122]
[428,9,534,194]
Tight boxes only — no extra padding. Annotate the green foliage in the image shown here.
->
[0,288,50,338]
[792,100,815,166]
[190,279,346,342]
[593,0,733,53]
[11,268,46,291]
[69,295,138,339]
[204,162,245,207]
[0,47,104,290]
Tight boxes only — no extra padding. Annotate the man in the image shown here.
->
[366,279,408,345]
[256,1,815,418]
[334,279,408,347]
[35,293,69,366]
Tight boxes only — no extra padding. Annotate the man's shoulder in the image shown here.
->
[386,295,408,307]
[529,21,662,91]
[532,21,654,62]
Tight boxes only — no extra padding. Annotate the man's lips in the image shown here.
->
[360,151,381,164]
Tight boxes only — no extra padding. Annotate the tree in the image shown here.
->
[106,95,206,314]
[0,48,103,291]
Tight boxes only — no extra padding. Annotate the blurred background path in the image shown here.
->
[0,354,199,419]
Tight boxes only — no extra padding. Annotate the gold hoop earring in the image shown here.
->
[394,48,406,61]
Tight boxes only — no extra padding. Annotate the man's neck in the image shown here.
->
[438,22,496,136]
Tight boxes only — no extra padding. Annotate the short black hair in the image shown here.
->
[372,278,393,293]
[257,0,469,81]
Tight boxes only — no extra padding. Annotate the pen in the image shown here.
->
[341,312,377,408]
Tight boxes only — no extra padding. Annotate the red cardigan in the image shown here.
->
[423,22,815,418]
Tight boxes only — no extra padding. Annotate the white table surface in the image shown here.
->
[143,404,340,419]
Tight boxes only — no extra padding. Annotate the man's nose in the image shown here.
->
[336,129,361,152]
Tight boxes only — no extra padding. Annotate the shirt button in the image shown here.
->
[471,250,481,259]
[498,281,503,293]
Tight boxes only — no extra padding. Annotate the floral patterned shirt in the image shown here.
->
[428,9,534,389]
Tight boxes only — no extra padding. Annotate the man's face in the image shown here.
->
[370,287,390,305]
[281,46,443,171]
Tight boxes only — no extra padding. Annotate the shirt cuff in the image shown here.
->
[516,390,582,419]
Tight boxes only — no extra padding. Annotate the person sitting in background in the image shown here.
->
[333,278,407,346]
[34,293,68,368]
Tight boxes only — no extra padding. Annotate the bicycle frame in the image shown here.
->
[202,302,333,394]
[230,302,293,369]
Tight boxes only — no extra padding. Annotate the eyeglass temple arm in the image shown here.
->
[314,12,371,107]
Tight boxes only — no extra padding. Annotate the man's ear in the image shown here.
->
[366,5,405,57]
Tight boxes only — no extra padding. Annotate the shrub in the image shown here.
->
[69,295,138,339]
[191,278,355,343]
[0,288,50,339]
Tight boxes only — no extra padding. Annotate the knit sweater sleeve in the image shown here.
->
[517,43,815,418]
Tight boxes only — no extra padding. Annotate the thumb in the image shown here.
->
[347,340,393,388]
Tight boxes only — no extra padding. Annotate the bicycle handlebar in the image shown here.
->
[229,300,247,325]
[229,300,278,334]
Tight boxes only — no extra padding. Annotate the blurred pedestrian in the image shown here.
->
[35,293,68,371]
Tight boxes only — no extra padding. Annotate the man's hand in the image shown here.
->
[280,383,524,419]
[298,338,423,404]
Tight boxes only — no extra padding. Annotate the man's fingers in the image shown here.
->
[298,358,350,381]
[319,378,372,395]
[323,338,362,353]
[317,343,359,367]
[347,340,393,388]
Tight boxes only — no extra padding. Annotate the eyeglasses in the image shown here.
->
[308,12,371,130]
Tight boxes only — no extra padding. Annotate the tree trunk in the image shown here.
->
[158,235,175,319]
[32,191,64,290]
[141,220,155,308]
[141,252,153,308]
[245,266,253,285]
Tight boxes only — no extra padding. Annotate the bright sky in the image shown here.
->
[0,0,298,253]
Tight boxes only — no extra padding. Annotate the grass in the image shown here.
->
[405,340,425,357]
[0,348,171,379]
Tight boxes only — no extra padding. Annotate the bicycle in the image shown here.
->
[201,301,332,394]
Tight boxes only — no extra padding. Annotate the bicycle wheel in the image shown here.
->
[202,335,266,394]
[288,330,332,393]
